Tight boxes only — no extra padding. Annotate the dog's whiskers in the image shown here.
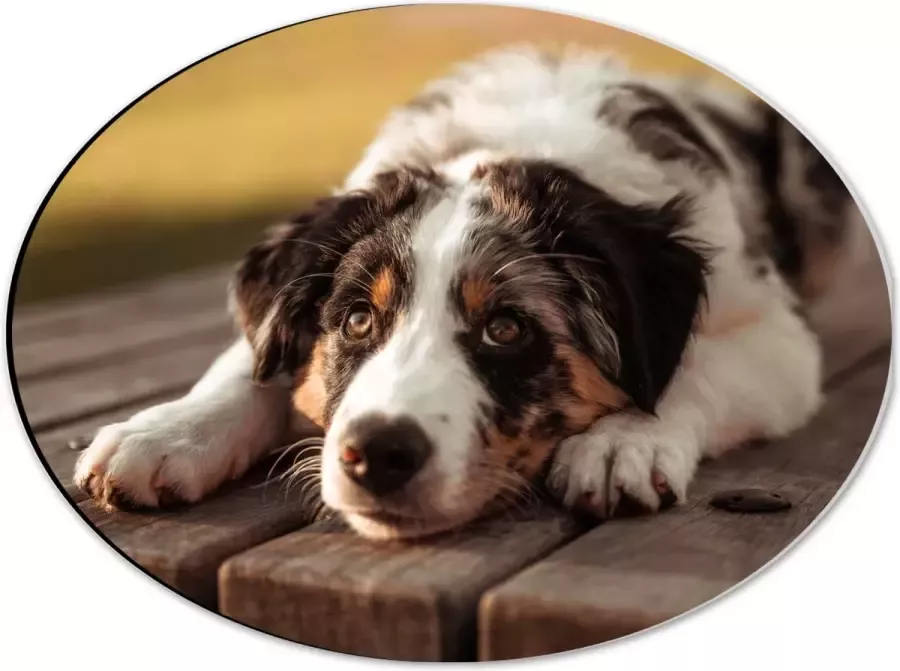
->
[255,437,324,507]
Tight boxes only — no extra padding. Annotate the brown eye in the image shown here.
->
[482,312,525,347]
[344,304,373,340]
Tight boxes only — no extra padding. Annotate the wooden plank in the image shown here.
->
[13,307,231,381]
[72,460,319,608]
[218,509,588,661]
[479,353,890,660]
[12,266,234,380]
[16,329,234,431]
[11,264,231,338]
[23,362,320,611]
[808,235,891,381]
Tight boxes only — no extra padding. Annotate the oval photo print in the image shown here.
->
[8,4,891,662]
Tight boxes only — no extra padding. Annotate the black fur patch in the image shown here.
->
[599,83,726,174]
[455,318,559,433]
[698,100,852,293]
[475,160,711,413]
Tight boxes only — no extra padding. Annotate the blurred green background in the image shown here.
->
[16,4,732,306]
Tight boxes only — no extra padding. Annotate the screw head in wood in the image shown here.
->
[710,488,792,513]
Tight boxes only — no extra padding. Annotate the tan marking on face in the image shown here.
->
[370,267,395,312]
[482,425,554,481]
[461,276,493,316]
[484,427,520,465]
[491,404,554,472]
[293,337,328,429]
[509,438,555,479]
[557,346,628,430]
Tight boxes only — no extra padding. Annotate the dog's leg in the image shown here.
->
[548,304,824,516]
[73,337,292,510]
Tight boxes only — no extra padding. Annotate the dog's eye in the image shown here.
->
[343,304,374,340]
[482,312,526,347]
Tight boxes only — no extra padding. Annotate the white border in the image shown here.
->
[2,1,898,668]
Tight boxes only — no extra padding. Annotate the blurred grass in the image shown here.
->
[16,5,732,305]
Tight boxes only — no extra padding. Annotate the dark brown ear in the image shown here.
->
[598,83,726,177]
[230,194,375,384]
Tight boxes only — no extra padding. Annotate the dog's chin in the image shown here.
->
[340,508,479,541]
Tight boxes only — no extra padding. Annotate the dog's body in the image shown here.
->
[75,46,860,539]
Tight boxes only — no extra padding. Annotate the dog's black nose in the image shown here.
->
[339,415,433,497]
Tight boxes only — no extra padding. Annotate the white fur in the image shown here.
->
[346,45,680,210]
[322,189,493,529]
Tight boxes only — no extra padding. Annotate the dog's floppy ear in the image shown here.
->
[230,194,375,384]
[577,198,709,413]
[534,167,710,413]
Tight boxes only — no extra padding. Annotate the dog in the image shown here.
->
[73,45,860,540]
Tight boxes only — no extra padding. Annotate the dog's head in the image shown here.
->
[231,159,708,539]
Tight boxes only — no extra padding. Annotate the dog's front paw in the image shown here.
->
[73,402,243,512]
[548,413,700,519]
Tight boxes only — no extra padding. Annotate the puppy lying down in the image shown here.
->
[74,46,859,540]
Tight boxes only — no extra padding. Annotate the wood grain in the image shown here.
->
[12,265,234,380]
[12,265,231,338]
[479,353,890,660]
[809,234,892,382]
[219,509,588,661]
[17,331,234,431]
[13,307,231,381]
[73,459,321,608]
[13,260,326,609]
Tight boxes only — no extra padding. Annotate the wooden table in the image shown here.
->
[11,236,891,661]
